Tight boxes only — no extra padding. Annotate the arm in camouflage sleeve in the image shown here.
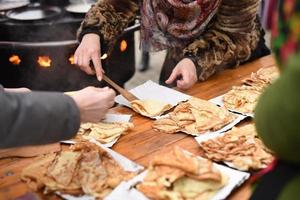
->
[77,0,139,50]
[183,0,262,81]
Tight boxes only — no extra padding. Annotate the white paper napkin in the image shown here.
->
[115,80,191,108]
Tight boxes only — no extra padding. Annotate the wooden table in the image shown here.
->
[0,55,276,200]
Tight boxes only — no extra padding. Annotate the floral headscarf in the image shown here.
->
[271,0,300,68]
[140,0,222,51]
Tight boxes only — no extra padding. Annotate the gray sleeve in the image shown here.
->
[0,91,80,148]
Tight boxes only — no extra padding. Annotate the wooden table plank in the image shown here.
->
[0,55,276,200]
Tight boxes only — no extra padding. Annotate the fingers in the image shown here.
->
[74,49,81,67]
[90,86,115,107]
[82,52,95,75]
[177,70,198,90]
[165,68,180,85]
[91,52,104,81]
[170,59,198,90]
[72,86,116,123]
[74,48,93,75]
[165,67,189,89]
[92,86,111,92]
[73,34,101,77]
[176,70,191,90]
[104,88,116,108]
[177,79,191,90]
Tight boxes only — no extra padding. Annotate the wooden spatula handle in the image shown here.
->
[102,75,138,101]
[103,75,124,93]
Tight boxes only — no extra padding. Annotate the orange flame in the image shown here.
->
[101,53,108,60]
[69,55,74,65]
[120,40,127,52]
[37,56,51,68]
[9,55,21,65]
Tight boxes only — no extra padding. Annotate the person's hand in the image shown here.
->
[70,86,116,123]
[4,87,31,93]
[74,33,104,81]
[165,58,198,90]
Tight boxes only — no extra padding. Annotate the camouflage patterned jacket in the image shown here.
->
[77,0,269,81]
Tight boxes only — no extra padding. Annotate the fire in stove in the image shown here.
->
[120,40,127,52]
[37,56,52,68]
[9,55,21,65]
[69,55,75,65]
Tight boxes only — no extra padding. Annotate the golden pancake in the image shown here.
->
[200,124,274,171]
[131,99,172,118]
[153,97,235,136]
[21,142,135,198]
[137,147,228,200]
[76,122,134,144]
[243,66,279,87]
[223,85,261,114]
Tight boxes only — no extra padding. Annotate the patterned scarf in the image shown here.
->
[271,0,300,68]
[141,0,222,52]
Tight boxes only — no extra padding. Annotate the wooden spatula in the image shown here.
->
[102,74,139,102]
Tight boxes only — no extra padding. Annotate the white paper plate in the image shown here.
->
[209,95,254,118]
[156,112,247,137]
[105,152,250,200]
[61,114,132,148]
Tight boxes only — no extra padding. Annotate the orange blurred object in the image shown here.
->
[9,55,21,65]
[120,40,127,52]
[69,55,75,65]
[37,56,51,68]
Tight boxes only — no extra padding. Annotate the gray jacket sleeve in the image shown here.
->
[0,90,80,148]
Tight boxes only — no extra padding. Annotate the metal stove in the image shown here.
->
[0,1,138,91]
